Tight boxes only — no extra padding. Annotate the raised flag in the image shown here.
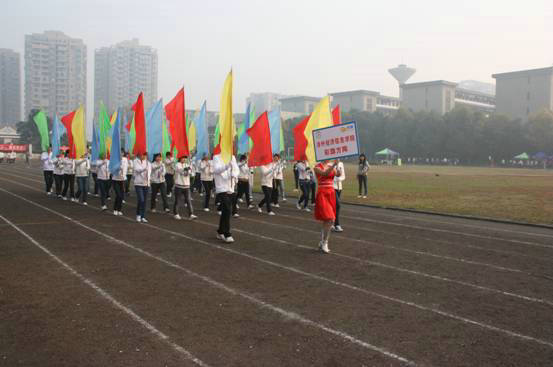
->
[195,101,209,159]
[293,114,310,161]
[131,92,147,156]
[165,88,189,157]
[146,98,163,161]
[91,122,100,162]
[98,102,111,156]
[61,110,76,157]
[187,115,197,153]
[32,111,50,151]
[268,107,281,154]
[246,111,272,167]
[109,109,122,175]
[218,70,234,163]
[51,115,63,157]
[332,105,341,125]
[72,105,87,159]
[303,96,332,163]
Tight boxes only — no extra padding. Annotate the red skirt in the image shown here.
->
[314,187,336,221]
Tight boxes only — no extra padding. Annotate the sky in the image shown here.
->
[1,0,552,122]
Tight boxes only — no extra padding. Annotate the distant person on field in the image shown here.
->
[357,154,369,198]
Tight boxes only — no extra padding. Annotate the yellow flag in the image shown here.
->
[218,70,234,163]
[188,117,197,152]
[106,110,117,153]
[72,105,87,158]
[304,96,333,163]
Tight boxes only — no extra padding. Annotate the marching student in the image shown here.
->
[193,157,202,194]
[90,158,99,197]
[212,153,239,243]
[164,152,175,197]
[332,159,345,232]
[125,152,133,196]
[357,153,369,198]
[235,154,253,208]
[200,154,214,211]
[96,153,110,210]
[271,154,284,208]
[293,161,300,191]
[257,156,276,215]
[150,153,170,213]
[74,153,90,205]
[134,152,151,223]
[112,149,128,216]
[173,155,197,220]
[40,146,54,195]
[296,159,311,211]
[308,167,316,206]
[53,153,65,198]
[313,159,341,254]
[61,150,76,201]
[120,151,129,203]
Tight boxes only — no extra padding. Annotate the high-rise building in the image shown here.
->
[246,92,289,118]
[94,39,158,115]
[0,49,21,125]
[24,31,87,119]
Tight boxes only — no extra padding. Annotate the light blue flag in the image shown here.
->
[109,109,122,175]
[91,122,100,162]
[268,106,281,154]
[238,103,251,154]
[146,98,163,161]
[195,101,209,159]
[51,115,63,156]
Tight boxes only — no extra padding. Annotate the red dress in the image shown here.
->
[314,163,337,221]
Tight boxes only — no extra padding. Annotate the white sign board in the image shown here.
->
[312,121,360,162]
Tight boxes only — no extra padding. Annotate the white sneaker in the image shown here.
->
[333,225,344,232]
[233,213,240,218]
[238,198,244,203]
[122,200,126,204]
[62,197,67,201]
[141,218,148,223]
[282,198,287,202]
[217,211,222,215]
[236,204,240,209]
[57,195,62,198]
[136,215,141,222]
[165,208,170,213]
[47,192,51,196]
[174,214,182,220]
[224,236,235,243]
[268,211,276,216]
[248,204,255,209]
[258,207,262,213]
[363,196,367,199]
[151,209,157,213]
[216,233,226,241]
[113,210,118,216]
[101,205,107,210]
[203,208,210,212]
[189,214,197,220]
[296,204,301,210]
[83,202,88,206]
[200,193,204,196]
[167,193,172,198]
[321,241,330,254]
[304,208,311,212]
[273,204,280,208]
[117,211,123,216]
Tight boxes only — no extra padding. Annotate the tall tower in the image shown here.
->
[388,64,416,100]
[0,48,21,125]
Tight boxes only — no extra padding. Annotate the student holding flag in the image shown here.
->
[41,146,54,195]
[212,153,239,243]
[97,154,110,210]
[150,153,170,213]
[53,152,64,198]
[125,152,133,196]
[236,154,253,208]
[164,152,175,197]
[173,155,197,220]
[61,150,76,202]
[74,153,90,205]
[296,160,311,212]
[257,157,276,215]
[271,154,285,207]
[200,155,214,211]
[112,149,128,216]
[134,152,151,223]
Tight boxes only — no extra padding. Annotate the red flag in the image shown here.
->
[332,105,341,125]
[131,92,147,156]
[61,110,76,158]
[165,88,189,157]
[293,114,310,161]
[246,112,272,167]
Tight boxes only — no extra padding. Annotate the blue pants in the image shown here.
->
[135,186,149,218]
[76,176,88,203]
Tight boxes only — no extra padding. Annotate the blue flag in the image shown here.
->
[109,109,122,175]
[91,122,100,162]
[146,99,163,161]
[268,106,281,154]
[238,103,251,154]
[51,115,64,157]
[195,101,209,159]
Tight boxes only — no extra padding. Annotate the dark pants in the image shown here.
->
[113,180,124,211]
[271,179,283,204]
[125,175,132,194]
[236,180,251,205]
[98,179,108,206]
[294,170,299,189]
[335,190,342,226]
[62,174,75,199]
[54,174,63,196]
[75,176,88,203]
[194,173,202,192]
[258,185,273,213]
[310,181,316,204]
[43,170,53,193]
[215,192,223,211]
[106,177,112,198]
[298,179,310,208]
[202,180,213,208]
[174,187,193,216]
[231,193,239,215]
[165,174,174,194]
[217,192,232,237]
[151,182,169,210]
[135,186,148,218]
[358,174,368,196]
[92,173,98,194]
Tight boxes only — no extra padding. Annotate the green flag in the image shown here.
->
[213,122,220,147]
[280,124,285,153]
[249,106,255,149]
[129,115,136,154]
[33,110,50,151]
[98,102,111,156]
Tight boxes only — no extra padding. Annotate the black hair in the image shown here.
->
[359,154,366,163]
[239,154,247,161]
[166,152,171,157]
[152,153,161,162]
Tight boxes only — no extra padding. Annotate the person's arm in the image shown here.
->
[134,161,146,174]
[212,157,230,174]
[259,164,274,177]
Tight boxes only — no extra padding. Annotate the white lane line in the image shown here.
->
[0,186,415,366]
[0,213,210,367]
[4,178,553,350]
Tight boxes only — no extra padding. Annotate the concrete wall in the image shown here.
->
[331,94,377,112]
[401,83,456,115]
[495,73,553,121]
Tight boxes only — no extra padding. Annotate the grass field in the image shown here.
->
[276,164,553,225]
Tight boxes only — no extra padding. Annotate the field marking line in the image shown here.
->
[11,165,553,242]
[2,183,552,352]
[0,213,210,367]
[0,185,416,366]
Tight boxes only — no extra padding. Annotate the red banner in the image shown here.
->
[0,144,28,152]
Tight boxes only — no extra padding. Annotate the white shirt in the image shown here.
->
[75,158,90,177]
[297,162,309,180]
[97,159,110,180]
[273,160,284,180]
[212,155,239,194]
[133,158,151,187]
[41,152,54,171]
[112,157,129,181]
[238,161,250,180]
[62,158,75,175]
[200,159,213,181]
[53,157,64,175]
[259,163,275,188]
[164,158,175,175]
[150,161,166,184]
[127,158,133,175]
[333,162,345,190]
[174,161,192,188]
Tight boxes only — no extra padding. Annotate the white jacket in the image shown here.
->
[133,158,151,187]
[273,160,284,180]
[200,159,213,181]
[213,155,239,194]
[97,159,110,180]
[150,161,166,184]
[41,152,54,171]
[62,158,75,175]
[333,161,346,190]
[238,161,250,180]
[75,158,90,177]
[297,161,309,180]
[53,157,64,175]
[127,159,134,175]
[259,163,275,188]
[112,157,129,181]
[164,158,175,175]
[174,162,192,188]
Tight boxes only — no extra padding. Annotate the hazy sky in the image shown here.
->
[1,0,552,117]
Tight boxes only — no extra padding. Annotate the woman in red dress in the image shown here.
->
[313,160,341,253]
